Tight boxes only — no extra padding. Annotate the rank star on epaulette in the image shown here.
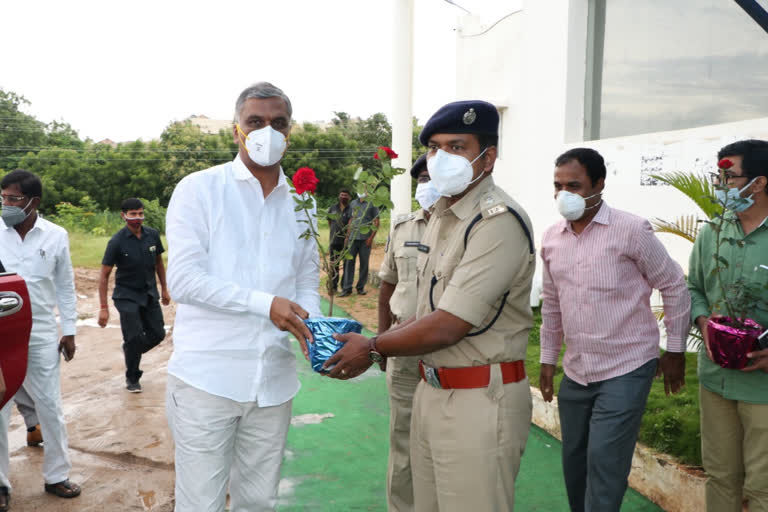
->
[462,108,477,125]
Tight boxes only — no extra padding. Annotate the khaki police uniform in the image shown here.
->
[378,209,429,512]
[411,176,536,512]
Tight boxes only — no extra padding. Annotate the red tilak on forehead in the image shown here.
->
[718,158,734,170]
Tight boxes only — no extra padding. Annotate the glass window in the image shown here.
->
[589,0,768,140]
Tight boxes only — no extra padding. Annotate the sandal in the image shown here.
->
[44,479,81,498]
[0,486,9,511]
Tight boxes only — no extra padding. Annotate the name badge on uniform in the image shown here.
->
[404,241,430,253]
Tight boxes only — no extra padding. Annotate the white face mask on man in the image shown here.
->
[556,190,602,221]
[237,124,287,167]
[415,181,440,210]
[426,148,488,197]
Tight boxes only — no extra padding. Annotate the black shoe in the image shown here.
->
[0,486,9,511]
[338,290,352,297]
[126,380,142,393]
[357,289,367,295]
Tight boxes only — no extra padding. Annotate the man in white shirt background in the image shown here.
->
[165,82,320,512]
[0,169,82,510]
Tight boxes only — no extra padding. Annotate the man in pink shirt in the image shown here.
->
[539,148,690,512]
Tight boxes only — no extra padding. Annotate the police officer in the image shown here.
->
[98,198,170,392]
[327,100,536,511]
[377,154,438,512]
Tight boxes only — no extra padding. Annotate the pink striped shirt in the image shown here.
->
[540,203,690,385]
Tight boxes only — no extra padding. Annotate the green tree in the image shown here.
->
[0,89,46,172]
[158,121,236,198]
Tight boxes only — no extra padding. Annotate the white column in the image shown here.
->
[390,0,415,218]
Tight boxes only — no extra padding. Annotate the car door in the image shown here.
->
[0,271,32,409]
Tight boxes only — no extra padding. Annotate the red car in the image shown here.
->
[0,268,31,409]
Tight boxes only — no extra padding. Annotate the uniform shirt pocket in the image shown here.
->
[394,246,418,283]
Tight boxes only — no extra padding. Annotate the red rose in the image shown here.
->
[718,158,734,170]
[373,146,398,160]
[293,167,319,195]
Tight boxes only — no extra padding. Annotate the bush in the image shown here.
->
[138,197,167,234]
[48,196,123,236]
[47,196,167,236]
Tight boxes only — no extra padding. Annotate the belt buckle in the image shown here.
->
[424,365,442,388]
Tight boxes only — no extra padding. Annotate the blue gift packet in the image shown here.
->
[305,317,363,373]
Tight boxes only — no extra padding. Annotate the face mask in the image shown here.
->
[715,178,756,213]
[124,215,144,229]
[556,190,602,221]
[427,148,488,197]
[237,124,287,167]
[1,199,33,227]
[415,181,440,210]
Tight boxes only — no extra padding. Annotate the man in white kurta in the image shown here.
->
[165,82,320,512]
[0,169,81,507]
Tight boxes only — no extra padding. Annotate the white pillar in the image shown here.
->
[390,0,415,218]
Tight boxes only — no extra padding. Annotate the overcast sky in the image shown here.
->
[1,0,512,142]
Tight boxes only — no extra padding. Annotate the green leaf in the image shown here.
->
[651,215,700,243]
[651,172,720,219]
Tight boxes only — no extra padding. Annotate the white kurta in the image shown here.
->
[0,215,77,488]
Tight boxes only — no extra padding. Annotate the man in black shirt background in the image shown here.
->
[327,188,351,294]
[98,198,170,392]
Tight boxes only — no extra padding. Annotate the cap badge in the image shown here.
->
[462,108,477,125]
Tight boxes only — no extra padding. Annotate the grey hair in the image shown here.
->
[233,82,292,122]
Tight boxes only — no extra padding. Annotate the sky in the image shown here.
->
[0,0,512,143]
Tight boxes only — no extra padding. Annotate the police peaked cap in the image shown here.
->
[418,100,499,146]
[409,153,428,179]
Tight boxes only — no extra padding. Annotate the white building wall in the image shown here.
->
[454,1,768,307]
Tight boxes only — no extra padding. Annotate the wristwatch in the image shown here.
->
[368,336,385,364]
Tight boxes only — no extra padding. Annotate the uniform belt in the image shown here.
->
[418,360,526,389]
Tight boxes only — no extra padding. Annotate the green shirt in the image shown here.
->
[687,215,768,404]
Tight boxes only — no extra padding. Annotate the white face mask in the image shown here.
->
[237,124,287,167]
[426,148,488,197]
[556,190,602,221]
[415,181,440,210]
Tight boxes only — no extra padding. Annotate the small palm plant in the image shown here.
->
[649,171,717,242]
[649,171,715,349]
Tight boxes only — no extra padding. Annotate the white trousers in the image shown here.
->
[0,341,71,490]
[166,374,292,512]
[14,387,39,429]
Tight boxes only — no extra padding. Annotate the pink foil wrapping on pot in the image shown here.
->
[707,317,763,369]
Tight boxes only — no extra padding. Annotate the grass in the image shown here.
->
[68,232,111,268]
[525,308,702,466]
[69,232,168,268]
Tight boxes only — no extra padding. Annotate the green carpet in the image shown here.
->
[277,300,663,511]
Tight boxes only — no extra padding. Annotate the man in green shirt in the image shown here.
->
[688,139,768,512]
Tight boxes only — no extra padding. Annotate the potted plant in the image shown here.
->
[288,147,404,373]
[288,146,403,316]
[704,158,768,369]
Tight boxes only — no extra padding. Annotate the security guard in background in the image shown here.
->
[377,153,438,512]
[327,100,536,511]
